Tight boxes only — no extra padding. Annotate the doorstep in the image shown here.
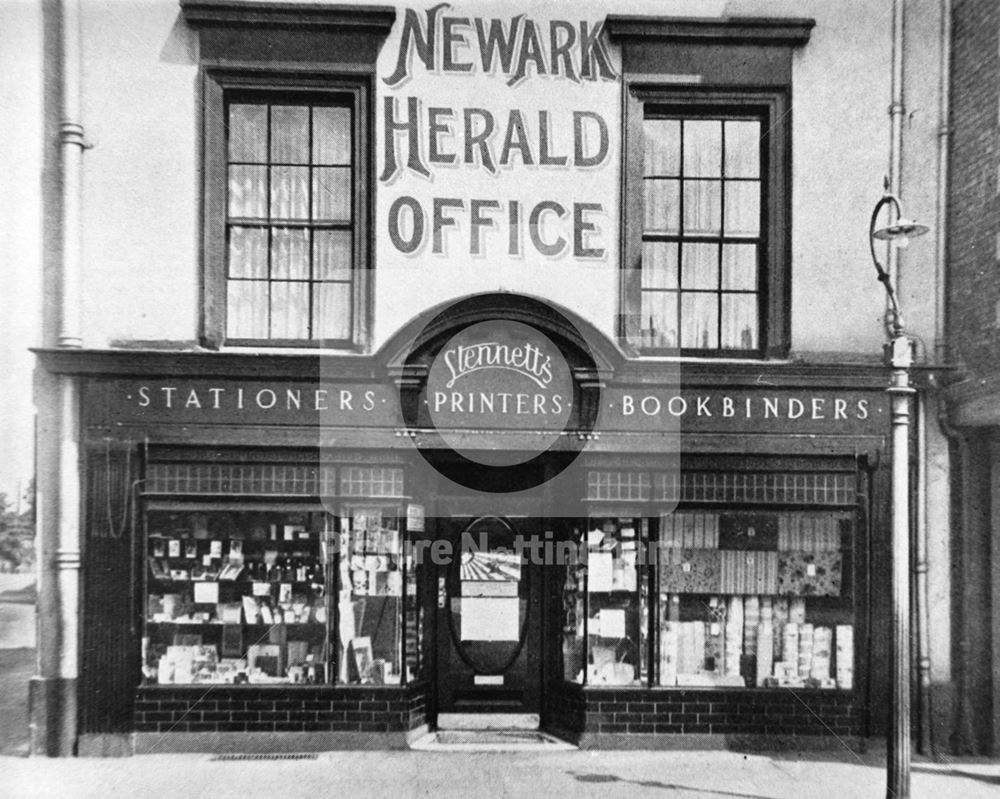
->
[409,729,576,752]
[436,713,539,730]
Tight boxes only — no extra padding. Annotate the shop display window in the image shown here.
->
[143,508,332,685]
[581,515,650,686]
[143,491,423,687]
[562,504,855,690]
[337,504,422,685]
[657,510,854,690]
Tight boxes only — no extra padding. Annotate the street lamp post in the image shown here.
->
[868,191,929,799]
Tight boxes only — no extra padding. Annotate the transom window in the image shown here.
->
[224,93,356,344]
[639,112,764,352]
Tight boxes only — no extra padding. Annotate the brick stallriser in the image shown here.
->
[544,686,861,737]
[134,686,428,734]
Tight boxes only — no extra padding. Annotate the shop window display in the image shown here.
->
[143,489,423,687]
[582,516,649,686]
[338,505,422,685]
[657,510,854,689]
[143,508,331,685]
[562,506,855,690]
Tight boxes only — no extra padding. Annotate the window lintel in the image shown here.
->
[180,0,396,34]
[605,15,814,47]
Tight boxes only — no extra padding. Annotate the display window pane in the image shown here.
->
[583,516,648,686]
[337,505,418,685]
[143,509,333,686]
[656,510,854,690]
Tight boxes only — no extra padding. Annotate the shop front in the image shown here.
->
[38,293,896,753]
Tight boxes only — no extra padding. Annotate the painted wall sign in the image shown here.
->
[377,4,619,262]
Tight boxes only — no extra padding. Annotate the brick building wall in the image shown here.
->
[949,0,1000,375]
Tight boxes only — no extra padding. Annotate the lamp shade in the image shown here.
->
[872,217,930,241]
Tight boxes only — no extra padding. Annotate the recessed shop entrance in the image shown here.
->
[435,514,542,720]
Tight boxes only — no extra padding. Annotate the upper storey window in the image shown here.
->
[182,0,395,350]
[225,92,357,344]
[608,15,813,358]
[640,111,764,351]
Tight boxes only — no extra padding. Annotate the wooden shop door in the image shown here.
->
[435,515,541,718]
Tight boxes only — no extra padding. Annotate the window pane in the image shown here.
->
[313,106,352,165]
[227,280,268,339]
[585,517,646,685]
[681,292,719,349]
[228,226,267,279]
[270,281,310,339]
[228,104,267,163]
[313,167,352,222]
[641,242,678,289]
[683,180,721,235]
[314,282,352,340]
[683,120,722,177]
[314,230,352,281]
[143,509,332,685]
[228,165,267,218]
[640,290,678,349]
[644,119,680,176]
[271,227,309,280]
[724,181,760,236]
[721,293,758,349]
[681,243,719,290]
[270,166,310,220]
[270,105,309,164]
[644,178,680,234]
[721,244,758,290]
[724,120,760,178]
[339,509,404,684]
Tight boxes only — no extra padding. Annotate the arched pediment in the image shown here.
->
[378,292,630,381]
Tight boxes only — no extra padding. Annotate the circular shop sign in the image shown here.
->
[425,319,574,467]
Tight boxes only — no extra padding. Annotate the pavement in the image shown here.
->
[1,748,999,799]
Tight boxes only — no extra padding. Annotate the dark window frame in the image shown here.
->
[621,87,790,358]
[203,71,374,350]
